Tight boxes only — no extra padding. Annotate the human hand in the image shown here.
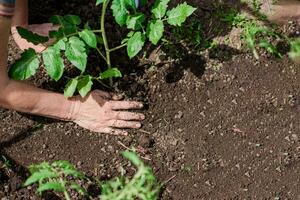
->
[11,23,59,53]
[71,90,145,136]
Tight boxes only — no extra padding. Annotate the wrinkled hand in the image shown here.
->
[11,23,59,53]
[71,90,145,136]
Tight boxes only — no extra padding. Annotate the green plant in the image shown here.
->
[221,10,282,59]
[100,151,159,200]
[24,160,88,200]
[289,38,300,60]
[0,155,12,170]
[24,151,160,200]
[9,0,196,98]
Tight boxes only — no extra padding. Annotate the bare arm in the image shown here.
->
[0,14,145,135]
[0,15,75,120]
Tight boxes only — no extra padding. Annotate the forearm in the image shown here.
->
[0,12,76,121]
[0,79,77,121]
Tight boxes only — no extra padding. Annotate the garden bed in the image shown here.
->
[1,0,300,199]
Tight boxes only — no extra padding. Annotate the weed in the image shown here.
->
[24,151,160,200]
[289,38,300,61]
[9,0,196,97]
[221,10,282,59]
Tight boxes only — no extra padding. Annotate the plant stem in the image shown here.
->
[109,43,127,52]
[96,47,107,62]
[92,30,102,33]
[59,178,71,200]
[101,0,113,86]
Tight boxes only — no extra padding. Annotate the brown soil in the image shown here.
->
[1,0,300,199]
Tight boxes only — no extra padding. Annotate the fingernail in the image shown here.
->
[139,103,143,108]
[136,123,141,128]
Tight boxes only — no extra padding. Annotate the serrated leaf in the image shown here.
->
[9,48,39,80]
[96,0,104,5]
[52,160,74,169]
[64,78,78,98]
[148,20,164,45]
[127,31,145,58]
[16,27,49,45]
[79,29,97,48]
[50,15,77,37]
[126,13,145,30]
[42,47,64,81]
[70,183,88,195]
[77,75,93,97]
[53,39,66,50]
[24,170,58,186]
[37,182,65,193]
[151,0,170,19]
[65,37,87,72]
[167,2,196,26]
[111,0,136,26]
[64,15,81,25]
[121,151,143,167]
[99,68,122,79]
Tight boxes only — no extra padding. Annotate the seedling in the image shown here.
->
[24,151,160,200]
[100,151,160,200]
[9,0,196,98]
[1,155,12,170]
[289,38,300,61]
[24,160,88,200]
[221,10,282,59]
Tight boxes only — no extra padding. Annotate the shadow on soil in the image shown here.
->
[0,126,61,199]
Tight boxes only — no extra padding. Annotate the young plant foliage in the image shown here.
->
[9,0,196,97]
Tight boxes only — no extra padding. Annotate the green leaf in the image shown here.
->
[148,20,164,45]
[289,38,300,59]
[50,15,77,36]
[9,48,39,80]
[99,68,122,79]
[79,29,97,48]
[53,39,66,50]
[70,183,88,196]
[16,27,49,45]
[111,0,136,26]
[24,170,58,186]
[65,37,87,72]
[96,0,104,5]
[42,47,64,81]
[77,75,93,97]
[166,2,196,26]
[126,13,145,30]
[259,39,282,58]
[127,31,145,58]
[64,78,78,98]
[37,182,65,193]
[151,0,170,19]
[121,151,143,167]
[64,15,81,25]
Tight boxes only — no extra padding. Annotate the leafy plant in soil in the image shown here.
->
[220,10,284,59]
[24,151,160,200]
[9,0,196,98]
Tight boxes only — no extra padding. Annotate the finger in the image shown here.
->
[109,101,143,110]
[111,93,123,101]
[99,127,128,136]
[108,120,142,129]
[93,90,112,99]
[115,111,145,121]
